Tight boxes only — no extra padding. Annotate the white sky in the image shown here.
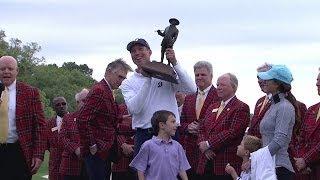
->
[1,0,319,112]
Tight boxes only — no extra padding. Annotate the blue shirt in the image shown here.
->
[130,136,191,180]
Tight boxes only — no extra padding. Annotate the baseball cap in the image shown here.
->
[257,64,293,85]
[126,38,150,51]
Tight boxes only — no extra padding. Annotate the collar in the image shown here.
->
[198,85,212,95]
[152,136,173,145]
[7,80,17,91]
[103,78,112,91]
[222,95,235,106]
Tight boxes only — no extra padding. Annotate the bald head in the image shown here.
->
[0,56,18,86]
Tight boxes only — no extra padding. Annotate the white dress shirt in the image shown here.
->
[7,80,18,143]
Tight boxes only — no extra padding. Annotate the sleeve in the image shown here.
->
[129,142,150,172]
[120,77,151,115]
[172,63,196,93]
[303,141,320,164]
[178,143,191,171]
[32,88,47,160]
[268,103,295,156]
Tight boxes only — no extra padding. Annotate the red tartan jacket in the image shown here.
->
[179,86,219,171]
[296,102,320,165]
[112,104,135,172]
[59,112,82,176]
[46,116,63,180]
[77,79,118,160]
[15,82,46,173]
[247,95,271,138]
[197,96,250,175]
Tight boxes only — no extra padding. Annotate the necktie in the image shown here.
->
[316,107,320,122]
[258,96,269,115]
[196,91,205,119]
[0,88,9,143]
[216,101,225,119]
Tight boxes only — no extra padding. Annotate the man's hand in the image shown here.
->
[204,149,215,160]
[294,157,307,171]
[225,163,239,179]
[90,144,98,155]
[187,121,199,134]
[165,48,177,66]
[121,143,134,157]
[31,157,43,174]
[198,141,209,153]
[75,147,81,157]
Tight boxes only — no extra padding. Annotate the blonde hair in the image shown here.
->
[243,135,262,153]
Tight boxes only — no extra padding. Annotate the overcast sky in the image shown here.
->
[1,0,320,111]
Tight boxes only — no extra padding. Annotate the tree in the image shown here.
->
[62,62,93,76]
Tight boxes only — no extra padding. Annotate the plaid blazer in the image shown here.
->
[46,116,63,180]
[247,95,271,138]
[196,96,250,175]
[112,104,135,172]
[77,79,118,160]
[179,86,219,171]
[59,112,83,176]
[15,82,46,173]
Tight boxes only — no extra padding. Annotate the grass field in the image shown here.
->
[32,151,49,180]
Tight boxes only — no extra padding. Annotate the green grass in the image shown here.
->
[32,151,49,180]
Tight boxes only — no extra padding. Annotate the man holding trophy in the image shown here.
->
[120,23,196,155]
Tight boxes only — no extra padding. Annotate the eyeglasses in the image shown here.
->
[55,102,67,106]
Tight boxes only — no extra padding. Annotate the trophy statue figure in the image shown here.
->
[157,18,180,65]
[139,18,180,84]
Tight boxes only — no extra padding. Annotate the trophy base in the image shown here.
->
[141,61,178,84]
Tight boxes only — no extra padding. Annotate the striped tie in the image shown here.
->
[316,107,320,122]
[216,101,225,119]
[196,91,205,119]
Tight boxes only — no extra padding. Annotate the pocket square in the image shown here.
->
[51,126,58,132]
[212,108,218,113]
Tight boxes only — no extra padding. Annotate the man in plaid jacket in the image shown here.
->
[59,89,89,180]
[0,56,46,180]
[46,96,68,180]
[179,61,219,179]
[197,73,250,179]
[77,59,132,180]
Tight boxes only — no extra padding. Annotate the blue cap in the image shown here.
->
[257,65,293,85]
[127,38,150,51]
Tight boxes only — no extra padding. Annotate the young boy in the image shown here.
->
[225,135,262,180]
[130,110,191,180]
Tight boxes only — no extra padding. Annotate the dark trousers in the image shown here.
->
[84,154,111,180]
[134,128,154,157]
[0,142,31,180]
[198,161,232,180]
[112,171,136,180]
[277,167,294,180]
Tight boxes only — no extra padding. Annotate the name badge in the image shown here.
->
[74,118,77,122]
[51,126,58,132]
[212,108,218,113]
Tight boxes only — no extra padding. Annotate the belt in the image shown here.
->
[136,128,154,134]
[0,141,19,148]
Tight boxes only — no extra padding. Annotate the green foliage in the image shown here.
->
[62,61,93,76]
[0,30,95,117]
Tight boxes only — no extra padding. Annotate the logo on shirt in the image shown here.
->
[157,82,163,88]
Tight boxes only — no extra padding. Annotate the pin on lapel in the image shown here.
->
[74,118,76,122]
[227,108,230,111]
[51,126,58,132]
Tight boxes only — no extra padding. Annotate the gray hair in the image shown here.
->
[75,88,89,101]
[106,58,132,73]
[226,73,238,91]
[193,61,213,75]
[257,63,273,72]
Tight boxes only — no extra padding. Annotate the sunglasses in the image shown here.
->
[55,102,67,106]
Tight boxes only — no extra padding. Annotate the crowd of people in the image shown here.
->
[0,37,319,180]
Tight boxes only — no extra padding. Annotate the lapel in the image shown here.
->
[307,104,320,138]
[189,93,197,120]
[210,96,237,132]
[199,86,218,119]
[15,82,23,124]
[251,96,271,129]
